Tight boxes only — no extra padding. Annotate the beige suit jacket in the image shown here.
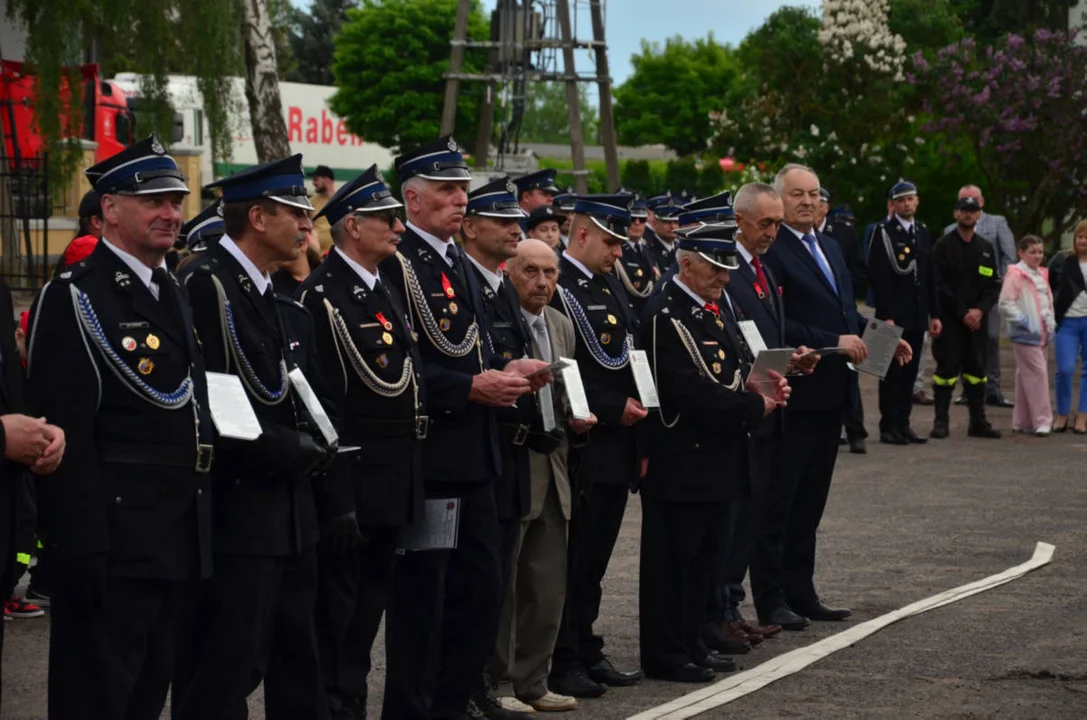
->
[526,304,575,522]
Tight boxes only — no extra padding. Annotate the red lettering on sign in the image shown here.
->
[288,106,302,143]
[321,110,334,144]
[336,120,347,145]
[305,117,318,144]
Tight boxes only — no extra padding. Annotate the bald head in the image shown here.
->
[507,238,560,314]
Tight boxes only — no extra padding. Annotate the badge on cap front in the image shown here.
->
[447,137,458,152]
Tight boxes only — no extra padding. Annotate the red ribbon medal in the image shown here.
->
[754,282,766,299]
[441,272,456,298]
[375,311,393,331]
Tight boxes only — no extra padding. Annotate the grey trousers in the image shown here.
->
[913,332,930,394]
[492,481,568,701]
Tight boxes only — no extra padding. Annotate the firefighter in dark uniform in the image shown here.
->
[613,190,655,315]
[515,168,561,224]
[644,194,681,279]
[548,194,646,698]
[461,177,549,715]
[639,224,787,683]
[377,137,549,720]
[173,155,356,720]
[298,165,425,720]
[27,134,211,720]
[930,195,1002,439]
[867,180,941,445]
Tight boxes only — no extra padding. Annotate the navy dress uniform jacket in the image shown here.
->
[181,242,353,556]
[379,228,507,485]
[762,227,867,414]
[28,242,214,579]
[298,249,426,528]
[867,218,940,331]
[639,282,765,503]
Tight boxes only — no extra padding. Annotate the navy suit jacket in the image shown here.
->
[727,257,786,350]
[762,226,866,414]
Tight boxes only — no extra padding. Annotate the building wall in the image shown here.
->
[0,0,28,62]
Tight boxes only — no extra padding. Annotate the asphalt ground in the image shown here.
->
[3,344,1086,719]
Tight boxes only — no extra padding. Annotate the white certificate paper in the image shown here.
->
[854,318,904,379]
[397,498,461,552]
[737,319,768,357]
[539,384,557,432]
[629,349,660,409]
[287,367,339,447]
[558,357,592,421]
[745,347,794,388]
[205,372,263,440]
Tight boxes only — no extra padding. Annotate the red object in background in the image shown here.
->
[63,235,99,267]
[718,157,746,173]
[19,311,28,335]
[0,60,131,166]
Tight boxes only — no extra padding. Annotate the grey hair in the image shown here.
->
[330,216,350,248]
[772,163,819,194]
[958,184,982,197]
[734,183,780,216]
[676,248,699,265]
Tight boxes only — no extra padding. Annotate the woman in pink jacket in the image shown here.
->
[999,235,1056,435]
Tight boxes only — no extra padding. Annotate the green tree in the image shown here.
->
[889,0,966,50]
[621,160,654,194]
[613,34,741,156]
[518,82,599,145]
[664,157,699,194]
[285,0,356,85]
[330,0,489,151]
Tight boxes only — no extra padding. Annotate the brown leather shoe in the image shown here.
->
[719,620,752,653]
[913,390,935,405]
[738,617,781,639]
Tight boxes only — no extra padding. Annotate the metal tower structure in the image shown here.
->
[440,0,619,192]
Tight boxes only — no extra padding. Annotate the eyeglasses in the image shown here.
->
[630,217,647,224]
[357,209,403,228]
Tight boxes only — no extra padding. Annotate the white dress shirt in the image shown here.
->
[219,235,272,295]
[465,253,503,294]
[407,221,456,267]
[333,246,380,290]
[101,238,167,300]
[561,251,594,280]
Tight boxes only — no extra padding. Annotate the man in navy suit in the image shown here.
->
[759,164,910,630]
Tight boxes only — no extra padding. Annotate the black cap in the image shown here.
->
[395,135,471,183]
[573,194,634,241]
[466,177,525,219]
[85,133,189,196]
[677,190,736,227]
[676,223,740,270]
[513,169,560,197]
[78,189,102,219]
[206,154,313,211]
[526,205,561,231]
[955,196,981,212]
[311,165,335,181]
[819,187,831,202]
[313,164,402,226]
[180,200,225,252]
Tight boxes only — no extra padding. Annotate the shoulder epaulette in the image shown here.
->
[53,260,93,284]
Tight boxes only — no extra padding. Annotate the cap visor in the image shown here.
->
[699,252,739,270]
[124,177,191,195]
[271,194,315,212]
[475,208,528,219]
[353,195,405,213]
[415,168,472,182]
[588,215,629,241]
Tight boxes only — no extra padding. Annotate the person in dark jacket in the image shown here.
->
[1052,220,1087,433]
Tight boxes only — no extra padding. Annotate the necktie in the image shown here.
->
[151,267,183,328]
[703,302,720,317]
[532,316,552,363]
[751,256,770,296]
[801,233,837,295]
[445,243,466,289]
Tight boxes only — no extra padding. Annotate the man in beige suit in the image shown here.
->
[493,239,596,712]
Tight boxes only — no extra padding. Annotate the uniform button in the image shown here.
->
[235,479,241,486]
[694,442,701,449]
[115,496,122,504]
[197,488,203,496]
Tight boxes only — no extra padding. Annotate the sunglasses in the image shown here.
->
[357,209,404,228]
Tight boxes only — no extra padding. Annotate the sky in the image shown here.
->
[478,0,822,84]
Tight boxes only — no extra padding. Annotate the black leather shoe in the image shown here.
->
[879,430,909,445]
[793,601,852,621]
[548,666,607,698]
[899,427,928,444]
[849,437,867,454]
[695,651,737,672]
[987,393,1014,408]
[968,423,1002,439]
[585,658,642,687]
[758,606,810,631]
[646,663,716,683]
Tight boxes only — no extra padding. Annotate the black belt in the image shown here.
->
[101,442,214,473]
[345,415,429,440]
[498,423,531,447]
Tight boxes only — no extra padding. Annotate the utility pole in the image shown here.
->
[589,0,619,189]
[440,0,472,137]
[473,77,495,168]
[556,0,588,193]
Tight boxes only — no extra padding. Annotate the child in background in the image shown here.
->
[999,235,1056,435]
[526,205,562,249]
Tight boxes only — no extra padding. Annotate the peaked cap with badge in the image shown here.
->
[513,168,560,197]
[313,163,402,226]
[677,190,737,228]
[889,179,918,200]
[526,204,561,231]
[676,222,740,270]
[180,200,225,252]
[85,133,190,196]
[572,193,634,241]
[553,186,578,213]
[394,135,472,183]
[206,154,314,211]
[466,177,526,219]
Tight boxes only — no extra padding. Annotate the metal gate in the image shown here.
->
[0,152,50,290]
